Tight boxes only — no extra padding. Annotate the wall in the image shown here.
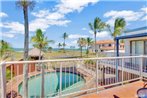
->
[7,63,36,76]
[125,37,147,56]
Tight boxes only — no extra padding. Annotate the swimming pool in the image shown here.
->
[19,72,85,97]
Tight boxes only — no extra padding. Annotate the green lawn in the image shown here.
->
[4,50,106,61]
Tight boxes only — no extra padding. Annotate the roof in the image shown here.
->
[125,26,147,33]
[96,40,114,44]
[28,48,44,57]
[100,46,124,51]
[115,33,147,40]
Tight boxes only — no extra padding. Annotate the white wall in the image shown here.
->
[125,37,147,56]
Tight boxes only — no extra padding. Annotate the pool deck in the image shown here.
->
[79,80,145,98]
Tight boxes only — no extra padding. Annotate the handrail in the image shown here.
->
[1,55,147,98]
[2,55,147,64]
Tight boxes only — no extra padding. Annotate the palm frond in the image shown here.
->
[89,23,94,31]
[16,0,35,10]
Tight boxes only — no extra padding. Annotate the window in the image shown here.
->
[145,41,147,55]
[131,40,145,56]
[108,44,111,47]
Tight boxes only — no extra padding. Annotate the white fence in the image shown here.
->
[0,55,147,98]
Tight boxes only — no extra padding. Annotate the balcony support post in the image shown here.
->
[0,62,6,98]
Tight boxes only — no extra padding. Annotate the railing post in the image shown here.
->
[96,60,99,93]
[116,58,119,83]
[121,58,124,84]
[140,56,143,80]
[41,63,45,98]
[59,62,62,98]
[0,62,6,98]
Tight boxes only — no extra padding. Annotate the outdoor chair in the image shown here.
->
[137,83,147,98]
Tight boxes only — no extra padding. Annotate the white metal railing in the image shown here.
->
[0,55,147,98]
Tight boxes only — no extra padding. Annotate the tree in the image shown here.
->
[48,47,53,53]
[16,0,35,97]
[107,18,126,55]
[86,37,93,57]
[58,43,62,50]
[89,17,106,55]
[107,18,126,82]
[77,38,87,58]
[0,40,13,60]
[31,29,54,97]
[62,32,68,52]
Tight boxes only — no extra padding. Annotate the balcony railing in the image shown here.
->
[0,55,147,98]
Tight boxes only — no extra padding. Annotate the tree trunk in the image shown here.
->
[114,39,116,56]
[94,31,97,56]
[63,39,65,53]
[81,46,83,58]
[87,43,89,57]
[23,7,29,98]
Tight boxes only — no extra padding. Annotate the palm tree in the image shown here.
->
[107,18,126,82]
[0,40,13,60]
[58,43,62,50]
[62,32,68,52]
[107,18,126,55]
[86,37,93,57]
[16,0,35,97]
[31,29,54,97]
[77,38,87,57]
[89,17,106,55]
[48,47,53,53]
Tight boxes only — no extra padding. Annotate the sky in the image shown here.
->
[0,0,147,48]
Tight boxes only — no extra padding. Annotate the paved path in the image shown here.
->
[79,81,145,98]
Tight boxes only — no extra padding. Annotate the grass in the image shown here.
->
[3,50,107,61]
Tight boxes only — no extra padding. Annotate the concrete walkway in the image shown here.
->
[79,81,145,98]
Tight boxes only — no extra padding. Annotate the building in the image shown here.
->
[115,26,147,67]
[90,40,125,55]
[115,26,147,56]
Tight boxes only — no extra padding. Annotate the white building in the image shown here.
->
[115,26,147,66]
[115,26,147,56]
[90,40,124,53]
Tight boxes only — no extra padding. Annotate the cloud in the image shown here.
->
[104,10,144,26]
[30,18,71,32]
[142,15,147,21]
[89,30,111,40]
[46,12,65,20]
[55,0,99,14]
[82,27,87,30]
[141,7,147,21]
[0,22,24,34]
[31,10,50,18]
[1,0,99,39]
[30,0,99,32]
[0,12,8,18]
[68,34,89,39]
[29,18,50,32]
[1,33,15,38]
[141,7,147,13]
[65,40,79,48]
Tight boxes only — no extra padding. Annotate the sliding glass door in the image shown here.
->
[145,41,147,55]
[131,40,144,65]
[131,40,144,56]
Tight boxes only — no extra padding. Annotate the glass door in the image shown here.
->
[144,41,147,70]
[131,41,144,65]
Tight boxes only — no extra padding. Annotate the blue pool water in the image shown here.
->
[19,72,85,97]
